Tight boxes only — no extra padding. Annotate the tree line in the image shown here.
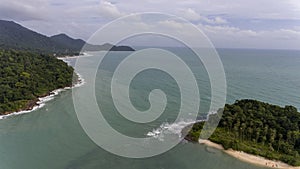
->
[186,99,300,166]
[0,49,76,114]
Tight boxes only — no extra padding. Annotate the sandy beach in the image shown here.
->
[198,139,300,169]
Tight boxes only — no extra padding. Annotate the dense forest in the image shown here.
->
[0,49,76,115]
[186,99,300,166]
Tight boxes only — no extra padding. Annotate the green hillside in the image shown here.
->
[0,20,135,56]
[0,20,57,53]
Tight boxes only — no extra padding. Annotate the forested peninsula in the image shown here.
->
[185,99,300,166]
[0,19,135,116]
[0,50,76,115]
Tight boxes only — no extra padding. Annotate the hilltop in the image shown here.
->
[0,20,135,56]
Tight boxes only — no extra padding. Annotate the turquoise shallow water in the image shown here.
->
[0,48,300,169]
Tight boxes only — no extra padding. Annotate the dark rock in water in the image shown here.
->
[205,146,218,154]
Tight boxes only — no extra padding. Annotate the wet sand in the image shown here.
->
[198,139,300,169]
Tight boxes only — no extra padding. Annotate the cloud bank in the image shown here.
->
[0,0,299,49]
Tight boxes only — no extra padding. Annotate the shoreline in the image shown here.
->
[198,139,300,169]
[57,52,93,60]
[0,56,86,120]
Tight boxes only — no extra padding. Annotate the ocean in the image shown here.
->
[0,48,300,169]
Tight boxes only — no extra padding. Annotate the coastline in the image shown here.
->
[57,52,93,60]
[199,139,300,169]
[0,56,86,120]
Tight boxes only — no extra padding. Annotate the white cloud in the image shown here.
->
[197,23,300,49]
[213,17,228,24]
[158,20,184,29]
[203,17,228,25]
[98,0,123,18]
[0,0,298,49]
[179,8,228,24]
[0,0,48,21]
[263,29,300,40]
[179,8,201,21]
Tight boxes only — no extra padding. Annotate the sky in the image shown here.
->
[0,0,300,49]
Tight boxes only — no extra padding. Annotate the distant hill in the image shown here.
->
[0,20,135,55]
[50,33,86,52]
[0,20,57,53]
[83,42,137,51]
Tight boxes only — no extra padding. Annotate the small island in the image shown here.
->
[185,99,300,167]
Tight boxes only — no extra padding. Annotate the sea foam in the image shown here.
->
[146,111,217,141]
[146,119,202,141]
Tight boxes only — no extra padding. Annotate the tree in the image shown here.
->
[187,99,300,166]
[0,49,76,114]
